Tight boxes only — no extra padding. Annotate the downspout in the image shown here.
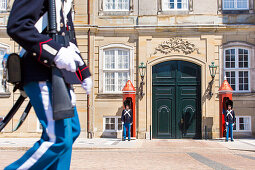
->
[87,0,92,138]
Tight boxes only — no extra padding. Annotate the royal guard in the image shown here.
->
[5,0,92,169]
[224,99,235,142]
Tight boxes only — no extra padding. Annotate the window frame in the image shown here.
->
[0,0,7,11]
[223,47,251,93]
[162,0,189,11]
[103,116,122,132]
[103,0,130,12]
[233,116,251,132]
[103,48,130,93]
[99,44,134,94]
[222,0,249,10]
[0,43,10,95]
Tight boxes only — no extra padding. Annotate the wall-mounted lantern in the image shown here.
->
[138,62,146,97]
[209,62,217,80]
[208,62,218,97]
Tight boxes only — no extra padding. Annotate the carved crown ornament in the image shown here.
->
[153,37,200,55]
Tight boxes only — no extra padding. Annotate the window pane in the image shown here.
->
[164,0,188,10]
[237,0,248,9]
[224,0,248,9]
[118,50,129,69]
[0,49,6,92]
[110,124,115,130]
[239,117,243,123]
[105,72,115,92]
[0,0,7,10]
[104,0,129,10]
[239,124,244,130]
[225,71,236,91]
[118,118,121,123]
[110,118,115,124]
[225,49,235,68]
[238,71,249,91]
[238,49,248,68]
[118,72,129,91]
[118,124,122,130]
[106,124,110,130]
[105,50,115,69]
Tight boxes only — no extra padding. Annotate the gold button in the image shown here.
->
[62,32,65,36]
[33,52,36,56]
[43,60,48,64]
[60,22,64,27]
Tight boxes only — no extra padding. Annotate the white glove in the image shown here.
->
[226,122,229,125]
[68,42,80,53]
[68,42,84,66]
[122,122,124,125]
[70,89,76,107]
[54,46,84,72]
[82,77,92,94]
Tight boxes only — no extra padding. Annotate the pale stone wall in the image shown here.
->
[0,0,254,139]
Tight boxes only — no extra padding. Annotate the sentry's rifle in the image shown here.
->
[48,0,74,120]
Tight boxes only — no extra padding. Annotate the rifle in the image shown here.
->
[48,0,74,120]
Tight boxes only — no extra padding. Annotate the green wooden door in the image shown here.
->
[152,61,201,139]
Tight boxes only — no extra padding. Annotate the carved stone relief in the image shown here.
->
[154,37,200,55]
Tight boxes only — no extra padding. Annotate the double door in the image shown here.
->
[152,60,201,139]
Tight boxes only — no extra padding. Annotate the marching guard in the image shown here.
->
[5,0,92,169]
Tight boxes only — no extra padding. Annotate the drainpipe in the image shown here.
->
[87,0,92,139]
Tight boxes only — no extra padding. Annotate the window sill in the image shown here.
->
[232,92,255,97]
[98,11,132,16]
[221,10,250,14]
[233,130,251,132]
[0,92,11,98]
[96,93,123,99]
[158,10,190,15]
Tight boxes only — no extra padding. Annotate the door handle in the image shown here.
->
[181,118,184,124]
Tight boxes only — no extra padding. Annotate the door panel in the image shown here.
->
[152,60,201,139]
[152,86,175,138]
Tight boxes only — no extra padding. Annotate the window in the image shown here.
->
[0,0,7,11]
[103,116,122,132]
[103,48,130,93]
[233,116,251,132]
[224,47,250,92]
[162,0,188,10]
[0,47,7,93]
[223,0,249,10]
[103,0,129,11]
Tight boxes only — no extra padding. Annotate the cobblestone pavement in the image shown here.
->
[0,139,255,169]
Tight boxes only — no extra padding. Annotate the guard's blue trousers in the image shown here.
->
[123,123,131,140]
[226,123,233,141]
[5,81,80,170]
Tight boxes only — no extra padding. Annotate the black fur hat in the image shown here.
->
[124,100,131,107]
[225,99,233,108]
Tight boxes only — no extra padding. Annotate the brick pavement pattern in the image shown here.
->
[0,139,255,169]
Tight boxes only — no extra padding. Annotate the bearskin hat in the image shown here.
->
[225,99,233,108]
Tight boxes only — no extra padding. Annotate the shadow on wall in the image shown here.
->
[203,117,213,139]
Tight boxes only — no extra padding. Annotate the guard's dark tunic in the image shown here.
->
[7,0,91,84]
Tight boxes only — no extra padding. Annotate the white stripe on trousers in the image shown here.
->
[18,82,56,170]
